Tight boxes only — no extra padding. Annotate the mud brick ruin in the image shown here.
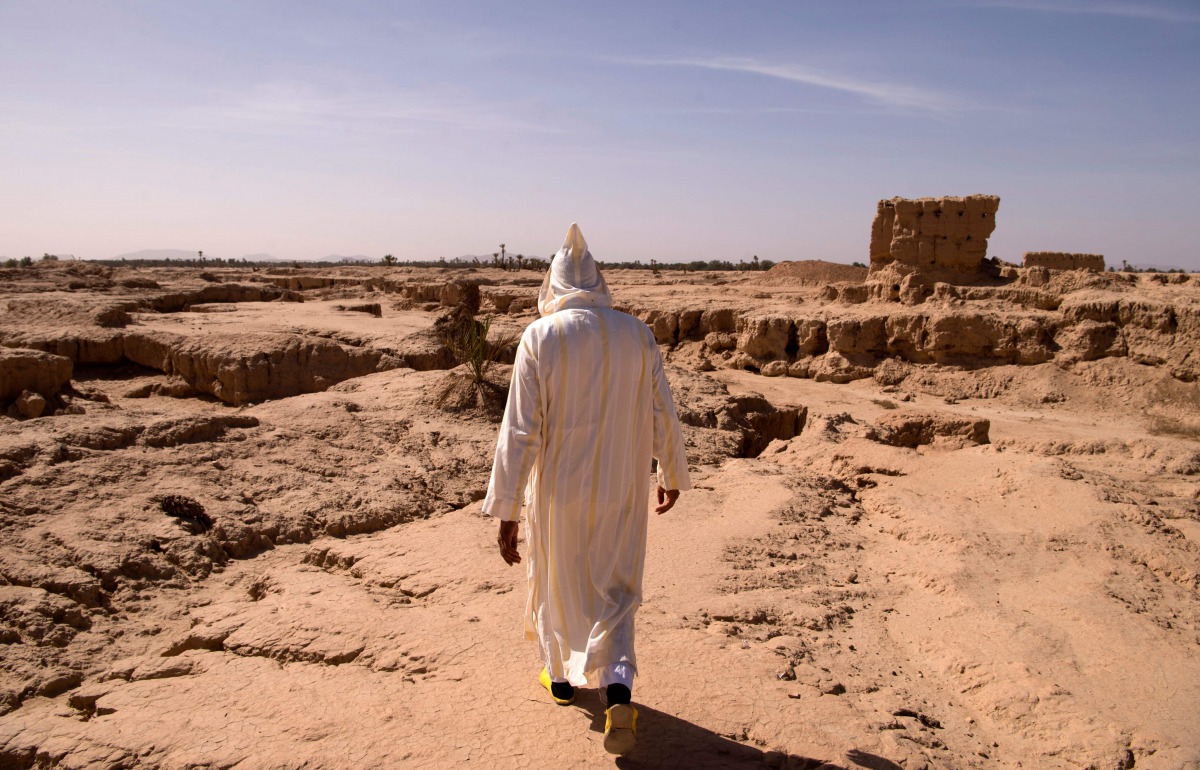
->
[868,194,1000,282]
[865,195,1002,303]
[1023,252,1105,272]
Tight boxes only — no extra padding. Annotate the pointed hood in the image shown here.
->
[537,223,613,316]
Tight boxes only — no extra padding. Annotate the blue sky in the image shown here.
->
[2,0,1198,268]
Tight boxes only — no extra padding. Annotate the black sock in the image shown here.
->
[550,680,574,700]
[606,684,631,705]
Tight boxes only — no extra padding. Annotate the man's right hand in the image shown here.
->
[655,486,680,514]
[498,520,521,566]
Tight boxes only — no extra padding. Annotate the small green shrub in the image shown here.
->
[446,315,517,384]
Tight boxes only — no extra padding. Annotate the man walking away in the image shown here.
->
[485,223,691,755]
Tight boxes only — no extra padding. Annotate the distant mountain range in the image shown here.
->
[112,249,206,261]
[111,249,285,262]
[108,249,393,263]
[321,255,374,263]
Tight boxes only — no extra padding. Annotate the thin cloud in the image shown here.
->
[173,82,563,137]
[621,57,963,112]
[654,106,862,117]
[964,0,1200,23]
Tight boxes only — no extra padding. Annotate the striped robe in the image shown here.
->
[483,227,691,686]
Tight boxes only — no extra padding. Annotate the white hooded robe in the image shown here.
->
[483,224,691,686]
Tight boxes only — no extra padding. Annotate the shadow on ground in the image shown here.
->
[843,751,904,770]
[570,689,869,769]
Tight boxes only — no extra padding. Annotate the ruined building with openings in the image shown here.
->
[866,194,1001,302]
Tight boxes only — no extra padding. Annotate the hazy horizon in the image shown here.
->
[3,1,1198,269]
[9,249,1195,273]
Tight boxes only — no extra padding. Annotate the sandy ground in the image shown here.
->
[0,262,1198,769]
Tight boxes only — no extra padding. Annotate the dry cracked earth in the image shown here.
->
[0,260,1198,769]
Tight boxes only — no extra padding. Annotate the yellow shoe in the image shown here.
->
[538,668,575,706]
[603,703,637,755]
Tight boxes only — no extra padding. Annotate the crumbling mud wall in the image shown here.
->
[4,265,1197,410]
[868,196,1001,300]
[610,299,1200,384]
[717,309,1061,383]
[1023,252,1105,272]
[378,293,1061,384]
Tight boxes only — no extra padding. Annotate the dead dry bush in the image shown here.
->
[158,495,213,534]
[1147,415,1200,441]
[435,368,509,421]
[1144,379,1200,441]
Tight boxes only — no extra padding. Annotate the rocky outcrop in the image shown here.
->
[930,284,1061,311]
[137,283,288,313]
[624,306,737,346]
[0,349,72,414]
[135,271,1184,390]
[139,415,260,448]
[737,316,792,359]
[639,295,1199,383]
[0,330,128,366]
[1,329,403,405]
[121,333,397,405]
[714,309,1059,379]
[0,415,264,483]
[402,281,482,308]
[399,282,454,306]
[1057,297,1199,379]
[23,289,1172,397]
[267,276,343,291]
[384,279,512,311]
[1024,252,1105,272]
[263,274,419,294]
[5,268,1198,406]
[484,289,527,313]
[392,329,456,371]
[873,412,990,448]
[668,366,806,460]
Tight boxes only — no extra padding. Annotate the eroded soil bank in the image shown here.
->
[1,261,1198,769]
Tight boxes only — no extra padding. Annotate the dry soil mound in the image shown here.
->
[759,260,868,285]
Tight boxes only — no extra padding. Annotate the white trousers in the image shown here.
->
[551,662,633,689]
[599,662,634,689]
